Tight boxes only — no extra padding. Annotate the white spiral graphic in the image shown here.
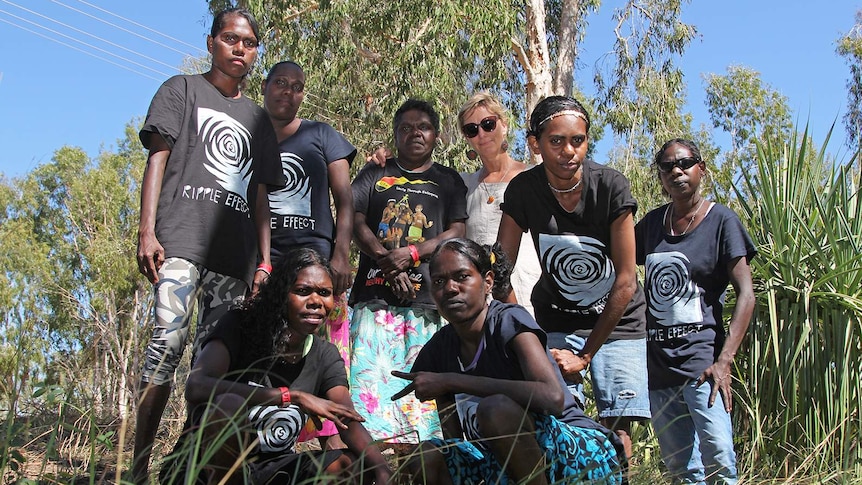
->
[644,251,701,326]
[247,404,306,453]
[539,234,614,308]
[268,152,311,216]
[197,107,253,202]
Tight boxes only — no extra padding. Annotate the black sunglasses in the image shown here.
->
[461,116,498,138]
[657,157,701,173]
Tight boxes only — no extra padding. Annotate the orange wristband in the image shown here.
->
[279,386,291,405]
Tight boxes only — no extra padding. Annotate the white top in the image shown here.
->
[462,170,542,317]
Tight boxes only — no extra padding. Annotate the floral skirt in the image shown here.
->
[348,302,443,443]
[298,294,351,441]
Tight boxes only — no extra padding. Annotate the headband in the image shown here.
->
[536,110,588,128]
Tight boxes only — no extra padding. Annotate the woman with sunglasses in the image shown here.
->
[635,138,755,484]
[496,95,649,466]
[457,92,542,316]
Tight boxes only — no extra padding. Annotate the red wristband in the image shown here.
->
[279,386,291,405]
[408,245,420,266]
[257,263,273,275]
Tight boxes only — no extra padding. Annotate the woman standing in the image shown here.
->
[172,248,391,484]
[393,239,622,484]
[457,92,542,316]
[349,99,467,444]
[635,139,755,484]
[496,96,649,462]
[132,8,284,482]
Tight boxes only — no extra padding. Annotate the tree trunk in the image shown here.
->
[553,0,580,96]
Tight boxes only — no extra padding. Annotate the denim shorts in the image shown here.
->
[547,332,651,420]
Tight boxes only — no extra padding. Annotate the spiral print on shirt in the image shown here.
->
[539,233,614,310]
[197,107,254,203]
[644,251,701,326]
[268,152,312,216]
[247,404,306,453]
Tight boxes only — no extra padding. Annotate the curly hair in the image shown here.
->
[430,238,513,301]
[393,98,441,134]
[237,248,332,368]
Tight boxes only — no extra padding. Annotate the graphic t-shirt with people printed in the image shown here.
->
[635,202,756,389]
[268,120,357,263]
[139,74,285,285]
[350,159,468,308]
[501,160,646,339]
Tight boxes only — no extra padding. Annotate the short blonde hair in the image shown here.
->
[457,91,509,127]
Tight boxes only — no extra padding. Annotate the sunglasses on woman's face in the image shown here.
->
[657,157,700,173]
[461,116,498,138]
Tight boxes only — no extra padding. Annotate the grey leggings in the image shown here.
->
[141,257,247,385]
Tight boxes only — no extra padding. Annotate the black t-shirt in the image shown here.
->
[411,300,613,435]
[204,309,348,393]
[635,202,756,388]
[139,74,285,285]
[350,158,468,308]
[269,120,357,263]
[501,160,646,338]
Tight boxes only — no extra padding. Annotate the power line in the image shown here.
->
[0,17,163,81]
[49,0,206,57]
[70,0,207,55]
[1,0,183,73]
[0,10,171,79]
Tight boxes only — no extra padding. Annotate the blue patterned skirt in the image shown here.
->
[427,413,622,484]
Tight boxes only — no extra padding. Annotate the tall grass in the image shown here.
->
[735,127,862,478]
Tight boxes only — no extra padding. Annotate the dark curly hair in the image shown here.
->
[430,238,513,301]
[393,98,441,134]
[238,248,332,368]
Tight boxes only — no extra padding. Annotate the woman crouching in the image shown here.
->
[392,238,622,484]
[177,248,391,484]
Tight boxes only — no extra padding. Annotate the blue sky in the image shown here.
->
[0,1,857,178]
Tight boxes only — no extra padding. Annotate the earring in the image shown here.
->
[501,140,509,152]
[466,149,478,160]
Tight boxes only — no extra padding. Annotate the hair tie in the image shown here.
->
[490,251,496,265]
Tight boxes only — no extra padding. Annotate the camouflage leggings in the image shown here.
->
[141,257,247,386]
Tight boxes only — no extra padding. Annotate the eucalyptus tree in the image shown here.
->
[837,10,862,150]
[0,125,148,419]
[593,0,702,214]
[703,66,793,207]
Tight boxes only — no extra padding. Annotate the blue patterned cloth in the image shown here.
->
[427,413,622,484]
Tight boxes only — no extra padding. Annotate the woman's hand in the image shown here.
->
[387,272,416,301]
[137,231,165,284]
[550,349,586,384]
[390,370,451,402]
[697,359,734,412]
[294,391,365,430]
[377,247,413,276]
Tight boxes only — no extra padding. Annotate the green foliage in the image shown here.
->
[0,123,150,419]
[734,127,862,476]
[221,0,522,174]
[837,10,862,150]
